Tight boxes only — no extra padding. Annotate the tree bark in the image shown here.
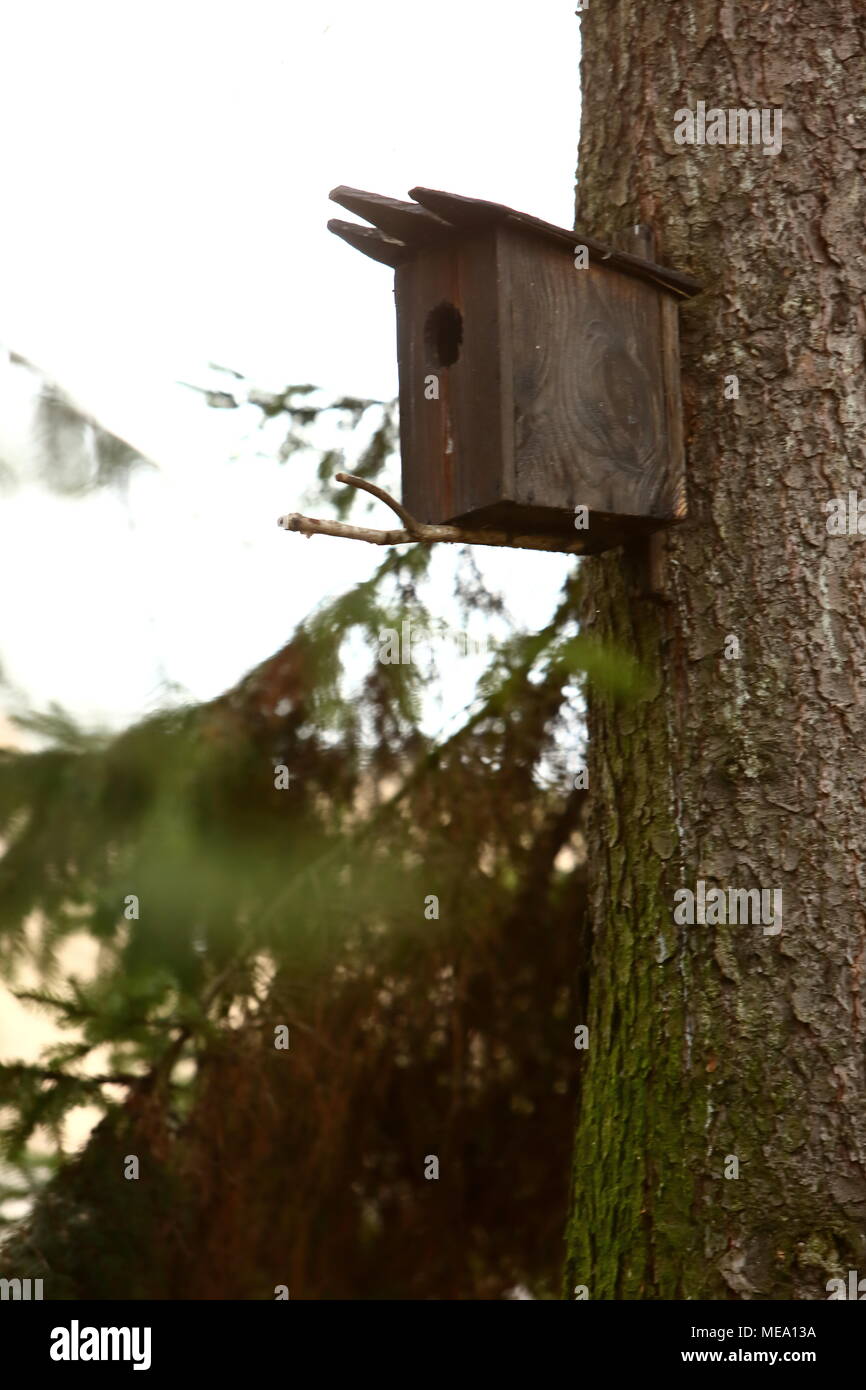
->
[566,0,866,1298]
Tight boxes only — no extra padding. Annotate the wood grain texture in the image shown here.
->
[659,292,687,521]
[395,229,508,528]
[409,185,702,298]
[327,218,408,268]
[614,224,687,524]
[503,224,677,527]
[330,186,452,247]
[394,219,687,543]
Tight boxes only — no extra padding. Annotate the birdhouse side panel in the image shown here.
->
[395,233,511,527]
[502,227,684,529]
[659,290,688,523]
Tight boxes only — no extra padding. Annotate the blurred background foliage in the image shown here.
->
[5,351,154,495]
[0,373,642,1298]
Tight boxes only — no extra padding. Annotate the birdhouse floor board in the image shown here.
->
[443,499,682,550]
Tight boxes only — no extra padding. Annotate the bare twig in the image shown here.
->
[334,471,419,528]
[278,472,586,554]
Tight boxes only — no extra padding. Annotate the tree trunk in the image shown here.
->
[566,0,866,1299]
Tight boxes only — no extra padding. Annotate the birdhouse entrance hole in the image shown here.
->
[425,301,462,368]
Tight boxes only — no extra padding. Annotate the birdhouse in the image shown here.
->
[328,186,701,553]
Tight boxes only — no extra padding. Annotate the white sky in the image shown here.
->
[0,0,580,735]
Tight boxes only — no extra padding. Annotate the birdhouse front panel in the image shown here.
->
[329,186,700,553]
[395,228,508,530]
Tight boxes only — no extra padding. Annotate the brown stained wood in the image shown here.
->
[407,186,504,228]
[495,228,517,509]
[424,499,661,554]
[327,219,408,268]
[590,244,702,300]
[331,184,694,548]
[395,248,454,525]
[609,226,685,587]
[395,229,508,528]
[659,292,688,522]
[503,223,676,528]
[609,224,687,527]
[409,186,702,298]
[329,186,452,247]
[449,231,511,522]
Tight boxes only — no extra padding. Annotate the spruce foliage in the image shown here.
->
[0,380,642,1297]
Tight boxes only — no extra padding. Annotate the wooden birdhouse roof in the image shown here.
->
[328,185,702,299]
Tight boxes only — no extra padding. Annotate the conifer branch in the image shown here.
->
[4,1064,142,1089]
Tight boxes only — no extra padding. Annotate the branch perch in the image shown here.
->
[278,472,586,554]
